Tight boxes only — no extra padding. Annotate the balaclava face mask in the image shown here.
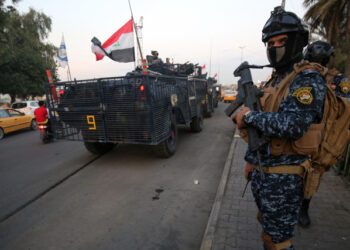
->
[267,32,301,73]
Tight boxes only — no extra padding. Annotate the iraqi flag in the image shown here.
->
[91,18,135,63]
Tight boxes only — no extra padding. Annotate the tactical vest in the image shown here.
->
[261,62,328,156]
[325,68,339,85]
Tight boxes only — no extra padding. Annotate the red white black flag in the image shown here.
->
[91,18,135,63]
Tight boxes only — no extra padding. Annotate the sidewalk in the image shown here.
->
[201,131,350,250]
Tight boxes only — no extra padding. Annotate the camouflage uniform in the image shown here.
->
[333,74,350,100]
[243,66,327,247]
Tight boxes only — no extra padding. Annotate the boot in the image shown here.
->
[298,198,311,227]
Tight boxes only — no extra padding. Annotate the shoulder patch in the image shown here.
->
[339,81,350,94]
[292,87,313,104]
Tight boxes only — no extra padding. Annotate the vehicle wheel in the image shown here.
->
[190,115,203,133]
[84,141,115,155]
[31,119,38,130]
[154,114,178,158]
[0,128,4,140]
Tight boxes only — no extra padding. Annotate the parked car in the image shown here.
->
[11,101,39,115]
[223,90,237,103]
[0,108,37,139]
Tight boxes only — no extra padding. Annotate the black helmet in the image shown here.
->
[262,6,309,71]
[262,6,309,46]
[304,40,334,66]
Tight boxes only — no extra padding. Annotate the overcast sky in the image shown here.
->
[15,0,306,85]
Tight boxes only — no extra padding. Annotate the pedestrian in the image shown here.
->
[233,7,327,249]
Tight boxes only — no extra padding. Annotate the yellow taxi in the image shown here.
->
[0,107,37,140]
[223,90,237,103]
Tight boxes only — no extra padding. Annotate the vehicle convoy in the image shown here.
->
[209,78,220,108]
[0,107,37,139]
[45,62,207,157]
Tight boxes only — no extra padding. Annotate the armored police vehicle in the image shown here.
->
[45,62,206,158]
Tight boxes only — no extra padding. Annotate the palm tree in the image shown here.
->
[304,0,350,78]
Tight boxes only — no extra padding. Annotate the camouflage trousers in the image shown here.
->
[251,169,303,249]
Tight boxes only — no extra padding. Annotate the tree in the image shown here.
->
[0,1,58,103]
[304,0,350,78]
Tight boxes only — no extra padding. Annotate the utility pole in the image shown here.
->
[238,46,246,62]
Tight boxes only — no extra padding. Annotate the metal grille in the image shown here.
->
[45,74,192,145]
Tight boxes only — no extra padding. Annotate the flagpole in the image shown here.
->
[63,33,72,81]
[128,0,143,64]
[67,62,72,81]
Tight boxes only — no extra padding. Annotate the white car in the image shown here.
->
[11,101,39,116]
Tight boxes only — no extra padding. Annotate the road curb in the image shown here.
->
[200,128,237,250]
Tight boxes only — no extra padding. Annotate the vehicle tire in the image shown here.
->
[154,114,178,158]
[190,115,203,133]
[31,119,38,130]
[0,128,4,140]
[84,141,115,155]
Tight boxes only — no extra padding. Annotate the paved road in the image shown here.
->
[0,128,96,221]
[0,103,234,250]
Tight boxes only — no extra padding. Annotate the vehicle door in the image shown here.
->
[0,109,18,133]
[8,109,30,131]
[187,79,197,117]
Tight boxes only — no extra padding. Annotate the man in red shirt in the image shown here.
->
[34,101,48,124]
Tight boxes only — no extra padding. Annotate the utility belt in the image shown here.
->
[252,159,325,197]
[251,164,305,178]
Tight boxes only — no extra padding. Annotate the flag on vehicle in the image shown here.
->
[202,64,206,70]
[57,35,68,68]
[91,18,135,63]
[214,73,218,78]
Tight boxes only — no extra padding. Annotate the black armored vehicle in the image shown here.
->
[45,61,207,158]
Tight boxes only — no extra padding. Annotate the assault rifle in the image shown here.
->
[225,61,270,180]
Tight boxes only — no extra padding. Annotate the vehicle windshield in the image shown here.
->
[224,91,236,95]
[12,103,26,109]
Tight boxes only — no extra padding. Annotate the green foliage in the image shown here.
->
[303,0,350,76]
[0,1,58,102]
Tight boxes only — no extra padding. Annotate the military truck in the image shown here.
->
[213,83,222,105]
[45,66,206,158]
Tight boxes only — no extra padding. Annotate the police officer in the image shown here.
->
[151,50,163,64]
[301,40,350,227]
[304,40,350,100]
[333,74,350,100]
[233,7,326,249]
